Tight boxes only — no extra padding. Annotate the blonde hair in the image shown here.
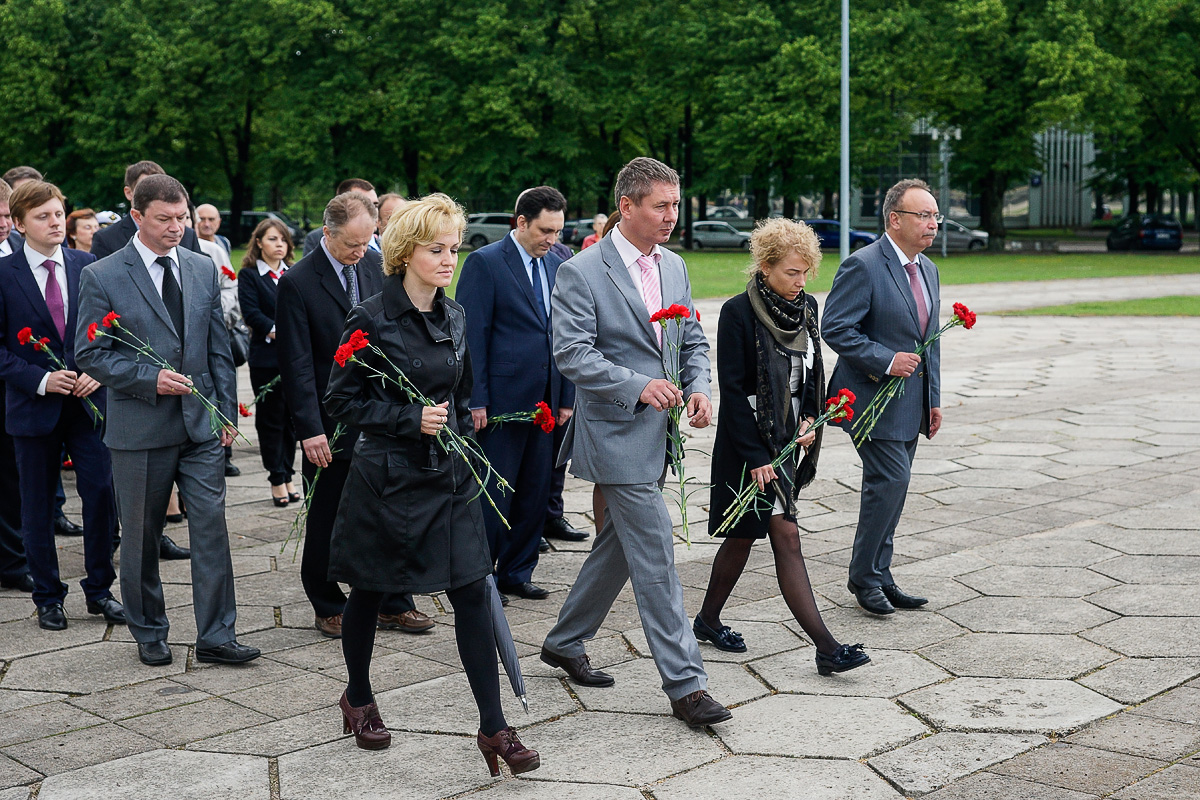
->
[381,193,466,277]
[747,218,822,278]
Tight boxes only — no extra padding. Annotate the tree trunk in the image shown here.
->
[1127,175,1139,215]
[783,196,796,219]
[977,169,1008,252]
[681,104,694,250]
[697,194,708,220]
[403,146,420,198]
[821,187,835,219]
[1179,188,1189,227]
[228,97,255,245]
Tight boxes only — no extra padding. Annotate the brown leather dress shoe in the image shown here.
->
[339,691,391,750]
[477,726,540,776]
[377,609,435,633]
[670,690,732,728]
[539,646,614,687]
[315,614,343,638]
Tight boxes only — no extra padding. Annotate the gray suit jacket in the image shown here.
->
[75,240,237,450]
[551,233,710,485]
[821,237,941,441]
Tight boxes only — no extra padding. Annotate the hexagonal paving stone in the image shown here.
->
[940,597,1117,634]
[900,678,1122,734]
[1088,584,1200,617]
[624,619,805,664]
[966,537,1120,568]
[989,741,1166,796]
[1083,617,1200,657]
[867,732,1046,795]
[919,634,1119,679]
[718,694,928,758]
[376,673,576,735]
[922,771,1101,799]
[1077,658,1200,704]
[957,566,1117,598]
[1,642,186,694]
[37,749,268,800]
[469,780,645,799]
[1101,507,1198,530]
[518,712,723,786]
[751,648,949,698]
[1110,763,1200,799]
[653,755,902,800]
[571,658,767,714]
[786,606,967,651]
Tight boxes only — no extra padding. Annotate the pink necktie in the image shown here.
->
[43,260,67,341]
[637,254,662,346]
[903,262,929,336]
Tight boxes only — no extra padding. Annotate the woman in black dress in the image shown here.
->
[698,218,868,676]
[237,219,299,506]
[324,194,539,774]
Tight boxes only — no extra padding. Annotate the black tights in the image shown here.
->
[699,515,840,655]
[342,577,506,736]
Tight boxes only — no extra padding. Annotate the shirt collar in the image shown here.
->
[256,259,283,277]
[131,232,178,270]
[884,233,919,267]
[507,230,536,268]
[319,236,352,271]
[611,224,661,269]
[23,242,63,270]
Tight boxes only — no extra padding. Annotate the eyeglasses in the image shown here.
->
[894,210,945,223]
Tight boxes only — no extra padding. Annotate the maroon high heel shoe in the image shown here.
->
[476,726,540,776]
[339,691,391,750]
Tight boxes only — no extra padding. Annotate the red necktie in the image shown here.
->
[43,260,67,340]
[903,262,929,336]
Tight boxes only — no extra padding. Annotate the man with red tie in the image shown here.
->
[0,181,121,630]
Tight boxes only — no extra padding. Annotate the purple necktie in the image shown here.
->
[43,260,67,341]
[903,261,929,336]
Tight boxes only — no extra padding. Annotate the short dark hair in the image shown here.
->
[132,174,188,212]
[336,178,375,196]
[882,178,934,222]
[614,157,679,208]
[124,160,165,189]
[2,166,43,187]
[9,181,66,223]
[514,186,567,224]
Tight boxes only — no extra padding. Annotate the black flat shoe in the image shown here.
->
[37,603,68,630]
[196,641,261,664]
[538,537,551,553]
[225,463,241,477]
[87,596,127,624]
[1,574,35,592]
[138,640,172,666]
[693,615,746,653]
[881,583,928,609]
[544,516,589,542]
[165,513,185,524]
[160,535,191,561]
[816,643,870,675]
[498,581,550,600]
[848,581,895,616]
[54,515,84,536]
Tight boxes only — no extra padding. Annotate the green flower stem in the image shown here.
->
[281,423,345,561]
[35,343,104,423]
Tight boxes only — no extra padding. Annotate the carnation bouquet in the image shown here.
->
[17,327,103,423]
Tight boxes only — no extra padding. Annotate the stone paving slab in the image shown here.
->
[36,749,269,800]
[988,742,1166,795]
[653,755,904,800]
[1076,658,1200,705]
[918,633,1119,679]
[900,678,1122,734]
[867,732,1046,795]
[1110,763,1200,799]
[751,647,949,698]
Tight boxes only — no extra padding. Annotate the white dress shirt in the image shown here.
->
[131,233,182,299]
[0,238,12,257]
[24,243,69,396]
[257,259,284,339]
[611,224,663,308]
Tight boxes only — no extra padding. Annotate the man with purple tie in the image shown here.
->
[0,181,121,630]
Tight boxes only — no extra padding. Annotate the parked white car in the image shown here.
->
[690,221,751,249]
[934,219,989,251]
[465,213,513,249]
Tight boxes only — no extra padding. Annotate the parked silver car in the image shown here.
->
[934,219,989,251]
[465,213,513,249]
[690,220,751,249]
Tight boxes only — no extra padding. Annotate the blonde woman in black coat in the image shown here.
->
[698,218,868,676]
[323,194,539,775]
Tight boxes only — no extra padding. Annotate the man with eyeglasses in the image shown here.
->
[822,178,943,616]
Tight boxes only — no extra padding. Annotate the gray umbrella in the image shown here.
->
[485,574,528,712]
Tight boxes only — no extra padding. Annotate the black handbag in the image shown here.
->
[228,321,252,367]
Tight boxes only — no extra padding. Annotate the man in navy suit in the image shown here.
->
[822,178,942,616]
[0,181,121,629]
[457,186,575,600]
[91,161,204,262]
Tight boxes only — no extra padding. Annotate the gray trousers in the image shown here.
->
[849,435,919,590]
[111,438,238,648]
[543,478,707,702]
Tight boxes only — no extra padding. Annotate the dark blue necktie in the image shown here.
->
[530,258,547,320]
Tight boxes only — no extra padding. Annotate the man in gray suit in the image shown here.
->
[76,174,259,667]
[541,157,730,728]
[822,178,943,616]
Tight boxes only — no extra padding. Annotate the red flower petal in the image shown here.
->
[87,323,98,342]
[102,311,120,328]
[17,327,32,346]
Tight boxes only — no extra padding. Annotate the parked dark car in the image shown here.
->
[1106,214,1183,251]
[804,219,878,251]
[561,218,596,247]
[219,210,305,249]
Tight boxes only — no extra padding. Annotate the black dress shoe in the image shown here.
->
[540,646,615,687]
[54,515,84,536]
[670,690,732,727]
[881,583,928,609]
[159,535,190,560]
[538,537,551,554]
[138,640,173,666]
[196,641,261,664]
[693,615,746,653]
[37,603,68,630]
[499,581,549,600]
[225,463,241,477]
[87,596,127,624]
[848,581,895,615]
[544,516,589,541]
[1,574,35,592]
[165,512,185,524]
[816,643,871,675]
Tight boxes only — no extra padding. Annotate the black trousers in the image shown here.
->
[545,416,567,520]
[301,456,414,618]
[0,386,28,582]
[249,366,297,486]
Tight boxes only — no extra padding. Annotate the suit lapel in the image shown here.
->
[882,241,922,335]
[314,247,351,315]
[123,243,177,333]
[600,237,658,345]
[181,250,207,346]
[501,237,544,326]
[9,250,59,342]
[65,255,82,350]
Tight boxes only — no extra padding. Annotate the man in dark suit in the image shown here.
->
[457,186,575,600]
[0,181,121,629]
[90,161,204,262]
[301,179,377,255]
[276,192,431,638]
[822,178,943,616]
[76,174,258,667]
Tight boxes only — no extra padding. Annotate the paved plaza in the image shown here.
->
[2,274,1200,799]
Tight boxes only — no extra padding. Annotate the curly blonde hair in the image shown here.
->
[746,218,822,278]
[381,193,467,277]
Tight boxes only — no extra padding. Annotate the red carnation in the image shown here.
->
[17,327,32,346]
[347,329,369,352]
[238,403,252,417]
[221,266,237,281]
[952,302,976,330]
[102,311,120,328]
[842,406,854,422]
[649,304,691,324]
[533,401,555,433]
[34,337,51,352]
[86,322,99,342]
[333,342,354,368]
[838,388,856,404]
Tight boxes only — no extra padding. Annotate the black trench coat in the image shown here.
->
[324,277,492,594]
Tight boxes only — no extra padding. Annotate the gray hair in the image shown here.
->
[614,157,679,209]
[323,191,378,236]
[881,178,933,224]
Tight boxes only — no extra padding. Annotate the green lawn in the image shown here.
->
[1002,295,1200,316]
